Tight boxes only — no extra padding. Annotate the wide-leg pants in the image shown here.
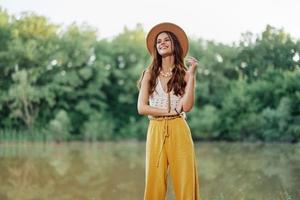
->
[143,115,200,200]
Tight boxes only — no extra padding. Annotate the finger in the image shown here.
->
[189,60,198,65]
[188,59,198,64]
[189,56,197,60]
[186,56,196,61]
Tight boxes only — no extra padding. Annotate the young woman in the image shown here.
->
[137,22,200,200]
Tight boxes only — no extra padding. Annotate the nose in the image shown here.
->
[160,41,167,47]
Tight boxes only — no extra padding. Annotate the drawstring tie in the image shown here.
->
[156,118,169,168]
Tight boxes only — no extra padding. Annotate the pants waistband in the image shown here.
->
[148,112,186,121]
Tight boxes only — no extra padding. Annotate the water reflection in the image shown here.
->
[0,141,299,200]
[196,142,300,200]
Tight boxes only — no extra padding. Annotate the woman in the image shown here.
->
[137,22,200,200]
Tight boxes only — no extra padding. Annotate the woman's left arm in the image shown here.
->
[176,57,198,112]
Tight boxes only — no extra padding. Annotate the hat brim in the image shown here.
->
[146,22,189,57]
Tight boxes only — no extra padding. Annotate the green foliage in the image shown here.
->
[8,70,42,128]
[0,8,299,142]
[189,105,220,139]
[48,110,71,141]
[216,69,300,142]
[235,25,300,81]
[81,112,115,141]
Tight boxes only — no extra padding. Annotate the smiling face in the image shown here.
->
[156,32,174,57]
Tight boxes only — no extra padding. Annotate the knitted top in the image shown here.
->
[149,78,181,110]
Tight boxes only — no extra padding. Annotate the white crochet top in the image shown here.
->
[149,78,181,110]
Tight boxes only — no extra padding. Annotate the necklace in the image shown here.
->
[160,66,174,77]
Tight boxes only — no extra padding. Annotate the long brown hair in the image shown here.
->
[137,31,187,96]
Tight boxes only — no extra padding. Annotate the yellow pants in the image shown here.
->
[144,115,200,200]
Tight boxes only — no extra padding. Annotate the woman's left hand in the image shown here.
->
[186,56,198,76]
[175,99,184,113]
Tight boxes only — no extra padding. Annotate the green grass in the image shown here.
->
[0,129,50,142]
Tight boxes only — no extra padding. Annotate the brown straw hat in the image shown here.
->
[146,22,189,57]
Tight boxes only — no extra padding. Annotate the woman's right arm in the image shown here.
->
[137,70,176,116]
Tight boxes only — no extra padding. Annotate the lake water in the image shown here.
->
[0,141,299,200]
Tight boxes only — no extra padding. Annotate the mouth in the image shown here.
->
[160,46,168,50]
